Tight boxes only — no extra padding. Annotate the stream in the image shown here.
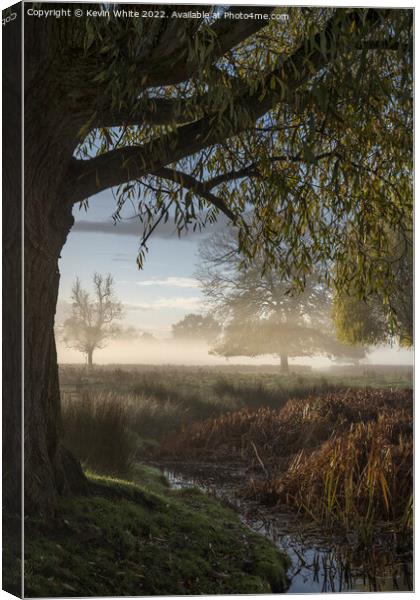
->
[148,460,413,593]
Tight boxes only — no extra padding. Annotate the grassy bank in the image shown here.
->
[20,466,290,597]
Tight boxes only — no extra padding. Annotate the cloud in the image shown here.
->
[112,256,133,263]
[72,215,228,240]
[136,277,200,289]
[124,296,203,311]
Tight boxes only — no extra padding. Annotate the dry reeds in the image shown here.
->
[160,389,413,535]
[249,409,412,530]
[161,389,412,461]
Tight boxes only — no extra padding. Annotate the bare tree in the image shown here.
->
[62,274,123,368]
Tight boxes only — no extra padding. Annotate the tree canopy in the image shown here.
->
[198,230,365,369]
[172,313,221,342]
[333,231,413,347]
[46,5,412,307]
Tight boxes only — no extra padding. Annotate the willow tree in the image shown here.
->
[7,4,411,513]
[333,232,413,347]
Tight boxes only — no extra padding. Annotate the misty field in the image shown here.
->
[60,364,412,457]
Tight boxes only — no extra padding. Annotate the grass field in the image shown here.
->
[60,363,412,442]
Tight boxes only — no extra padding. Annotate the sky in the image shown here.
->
[56,189,413,366]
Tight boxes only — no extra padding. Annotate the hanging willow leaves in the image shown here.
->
[59,5,412,326]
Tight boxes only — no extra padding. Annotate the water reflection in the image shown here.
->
[160,465,413,593]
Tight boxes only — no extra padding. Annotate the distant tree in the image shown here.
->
[110,327,158,342]
[172,313,221,343]
[199,231,365,372]
[140,332,158,343]
[215,315,365,372]
[113,326,140,340]
[62,274,123,367]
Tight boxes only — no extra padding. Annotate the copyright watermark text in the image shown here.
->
[25,7,289,22]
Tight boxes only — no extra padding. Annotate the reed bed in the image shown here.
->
[160,389,412,536]
[62,390,190,474]
[247,409,412,532]
[62,391,136,476]
[160,389,412,463]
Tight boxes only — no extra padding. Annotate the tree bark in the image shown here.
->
[24,62,88,514]
[280,354,289,373]
[87,349,93,369]
[24,194,88,515]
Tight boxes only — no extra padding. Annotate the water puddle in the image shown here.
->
[150,461,413,593]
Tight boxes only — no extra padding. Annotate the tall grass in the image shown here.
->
[61,389,190,475]
[62,392,136,476]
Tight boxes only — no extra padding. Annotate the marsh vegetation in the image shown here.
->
[59,363,413,592]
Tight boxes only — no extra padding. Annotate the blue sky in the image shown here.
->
[57,189,413,366]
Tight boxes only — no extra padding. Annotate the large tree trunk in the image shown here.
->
[24,190,88,515]
[87,349,94,369]
[23,57,88,514]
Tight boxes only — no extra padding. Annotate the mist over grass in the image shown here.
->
[56,337,413,367]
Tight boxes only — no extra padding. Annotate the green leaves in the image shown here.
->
[71,8,411,313]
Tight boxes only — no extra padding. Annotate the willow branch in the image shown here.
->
[152,167,237,220]
[67,9,386,205]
